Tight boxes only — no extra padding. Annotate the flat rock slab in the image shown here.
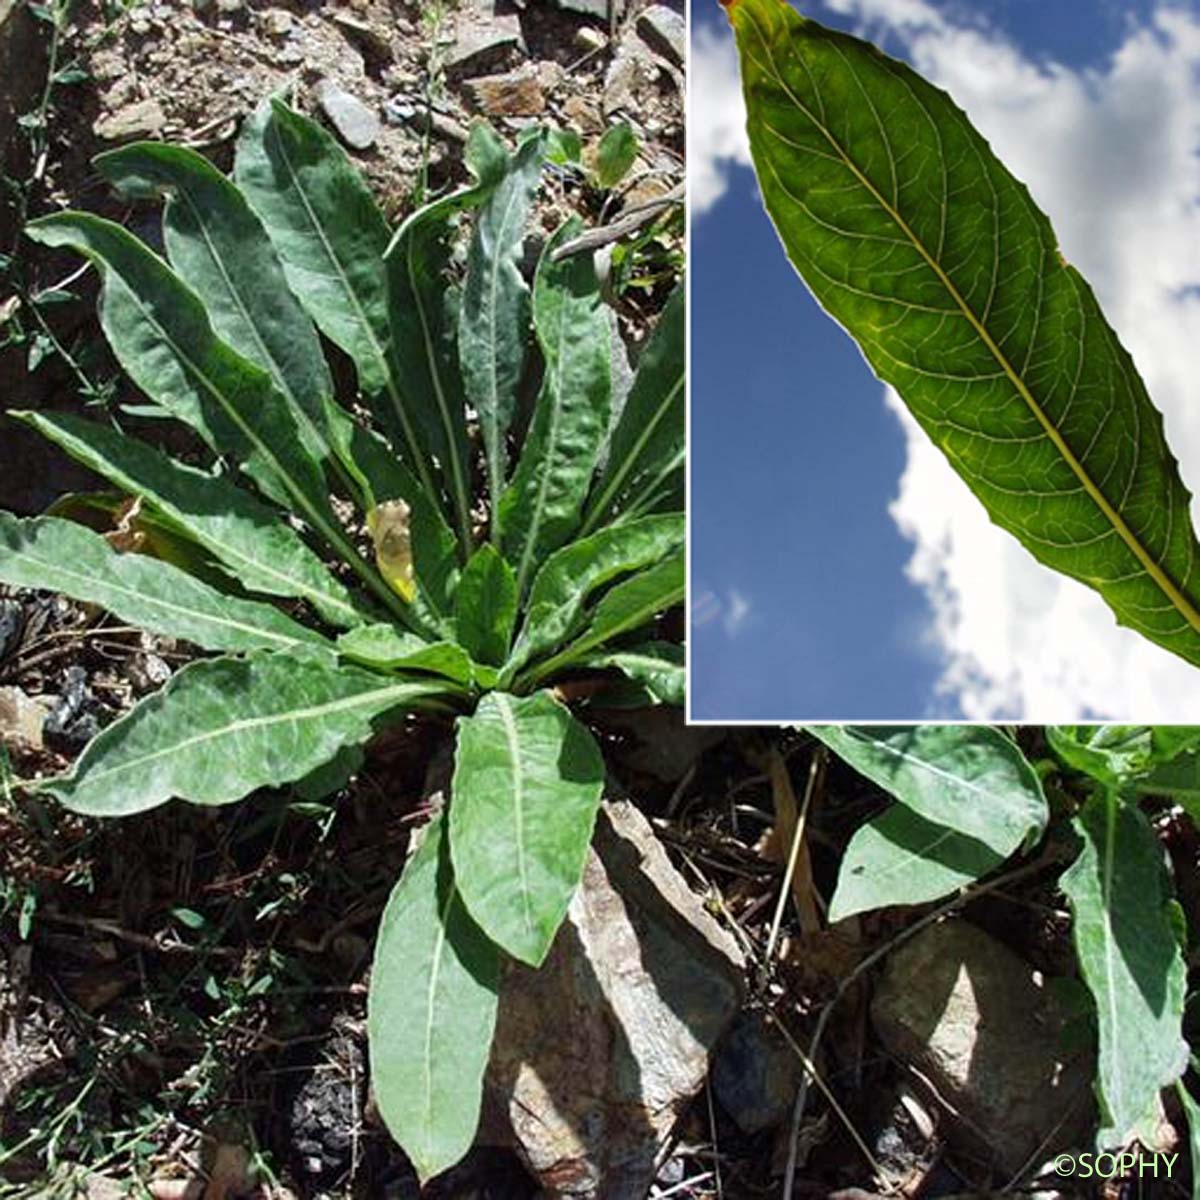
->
[636,4,685,67]
[871,919,1094,1175]
[93,97,166,141]
[484,800,745,1197]
[466,64,546,117]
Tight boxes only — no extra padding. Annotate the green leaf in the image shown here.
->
[368,810,500,1184]
[809,726,1048,853]
[0,514,328,656]
[594,122,639,190]
[18,410,365,629]
[459,132,543,510]
[499,219,611,597]
[450,691,604,965]
[1173,1081,1200,1200]
[1049,726,1200,788]
[829,803,1006,922]
[521,548,685,688]
[729,1,1200,668]
[454,544,518,668]
[581,283,684,534]
[40,652,449,816]
[336,625,474,688]
[1060,794,1188,1147]
[95,141,335,465]
[1137,751,1200,824]
[23,211,398,619]
[234,98,442,513]
[582,641,683,707]
[545,127,582,167]
[387,190,486,554]
[506,513,684,679]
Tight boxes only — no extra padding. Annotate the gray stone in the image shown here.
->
[484,800,745,1196]
[871,919,1094,1175]
[315,80,379,150]
[637,3,684,67]
[0,686,49,752]
[446,12,523,72]
[328,11,392,60]
[574,25,607,54]
[554,0,623,19]
[712,1010,803,1134]
[93,98,167,141]
[603,26,658,117]
[261,7,293,37]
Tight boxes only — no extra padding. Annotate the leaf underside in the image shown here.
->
[731,0,1200,667]
[810,725,1048,855]
[1060,795,1188,1147]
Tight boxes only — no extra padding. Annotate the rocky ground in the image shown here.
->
[6,706,1194,1196]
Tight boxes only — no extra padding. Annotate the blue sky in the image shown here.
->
[688,0,1200,721]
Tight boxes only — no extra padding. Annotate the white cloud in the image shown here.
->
[847,1,1200,718]
[689,24,752,215]
[692,586,754,636]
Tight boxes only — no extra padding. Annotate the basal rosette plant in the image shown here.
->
[0,98,684,1180]
[725,0,1200,672]
[811,725,1200,1168]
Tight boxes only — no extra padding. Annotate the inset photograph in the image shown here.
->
[689,0,1200,721]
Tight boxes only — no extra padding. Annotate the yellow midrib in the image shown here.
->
[746,10,1200,638]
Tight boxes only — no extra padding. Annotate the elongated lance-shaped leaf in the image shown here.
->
[234,98,441,512]
[39,652,451,816]
[95,142,335,467]
[1061,794,1189,1147]
[450,690,604,965]
[581,282,684,535]
[809,726,1048,852]
[454,544,517,668]
[582,641,684,707]
[386,190,477,555]
[520,548,685,689]
[729,0,1200,667]
[18,410,365,629]
[0,514,329,657]
[336,625,475,688]
[23,211,404,622]
[459,131,544,514]
[369,810,500,1184]
[504,512,684,681]
[499,219,612,597]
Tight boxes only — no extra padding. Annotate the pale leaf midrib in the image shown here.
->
[172,185,329,458]
[494,695,536,940]
[12,537,308,651]
[67,676,433,790]
[265,118,438,506]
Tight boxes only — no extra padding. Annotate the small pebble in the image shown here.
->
[315,79,380,150]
